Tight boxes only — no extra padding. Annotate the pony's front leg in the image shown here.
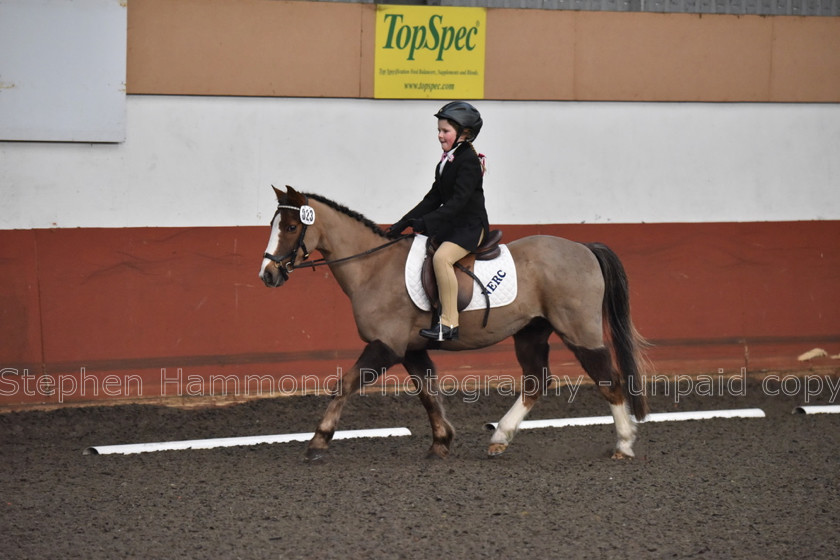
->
[305,340,401,461]
[403,350,455,459]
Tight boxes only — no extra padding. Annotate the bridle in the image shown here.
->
[262,195,317,282]
[263,196,411,282]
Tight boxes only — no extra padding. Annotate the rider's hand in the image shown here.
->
[410,218,426,234]
[385,219,410,238]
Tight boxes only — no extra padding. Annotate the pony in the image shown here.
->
[259,186,648,460]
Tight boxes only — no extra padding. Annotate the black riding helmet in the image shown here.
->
[434,101,483,142]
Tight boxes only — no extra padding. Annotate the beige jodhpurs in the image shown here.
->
[432,241,470,328]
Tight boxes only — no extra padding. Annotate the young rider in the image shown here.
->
[386,101,489,341]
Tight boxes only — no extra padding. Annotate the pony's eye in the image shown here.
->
[286,224,297,232]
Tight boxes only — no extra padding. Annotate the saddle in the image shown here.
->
[421,229,503,316]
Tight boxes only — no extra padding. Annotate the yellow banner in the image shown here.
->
[374,5,486,99]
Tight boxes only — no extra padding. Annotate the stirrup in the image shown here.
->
[420,323,459,341]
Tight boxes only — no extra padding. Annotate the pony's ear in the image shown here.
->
[272,185,286,200]
[285,185,305,205]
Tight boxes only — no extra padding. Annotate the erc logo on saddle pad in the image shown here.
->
[404,233,518,314]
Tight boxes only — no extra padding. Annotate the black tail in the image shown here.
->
[585,242,649,421]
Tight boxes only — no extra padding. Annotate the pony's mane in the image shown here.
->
[300,192,387,237]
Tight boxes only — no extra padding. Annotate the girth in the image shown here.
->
[420,230,503,325]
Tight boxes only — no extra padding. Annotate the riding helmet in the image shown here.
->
[435,101,483,142]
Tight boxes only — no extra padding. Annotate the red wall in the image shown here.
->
[1,221,838,407]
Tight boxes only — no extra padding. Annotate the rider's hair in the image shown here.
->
[463,141,487,176]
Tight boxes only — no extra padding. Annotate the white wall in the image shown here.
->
[1,97,838,229]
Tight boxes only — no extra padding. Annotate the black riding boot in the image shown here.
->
[420,323,459,341]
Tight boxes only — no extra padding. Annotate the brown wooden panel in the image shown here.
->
[485,9,576,100]
[127,0,366,97]
[126,0,840,102]
[359,4,377,99]
[574,12,773,101]
[770,16,840,102]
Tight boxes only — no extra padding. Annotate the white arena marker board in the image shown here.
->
[84,427,411,455]
[641,408,766,422]
[793,405,840,415]
[484,408,766,431]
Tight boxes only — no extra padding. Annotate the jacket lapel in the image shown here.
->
[436,143,463,183]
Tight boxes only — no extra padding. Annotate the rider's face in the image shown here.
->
[437,119,464,152]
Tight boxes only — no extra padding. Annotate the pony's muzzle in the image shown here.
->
[259,258,288,287]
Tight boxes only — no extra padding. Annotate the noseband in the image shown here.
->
[262,196,316,281]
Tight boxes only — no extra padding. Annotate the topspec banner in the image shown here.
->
[374,5,486,99]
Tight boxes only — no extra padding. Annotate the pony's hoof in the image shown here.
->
[487,443,508,457]
[304,447,328,463]
[611,450,634,460]
[425,442,450,459]
[425,450,447,460]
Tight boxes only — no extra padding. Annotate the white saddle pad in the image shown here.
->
[404,234,518,312]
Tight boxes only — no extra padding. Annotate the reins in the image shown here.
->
[293,234,413,271]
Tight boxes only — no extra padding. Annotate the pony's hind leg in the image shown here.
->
[488,319,553,457]
[306,339,401,461]
[567,342,637,459]
[403,350,455,459]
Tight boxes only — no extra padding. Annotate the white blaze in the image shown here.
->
[259,212,283,278]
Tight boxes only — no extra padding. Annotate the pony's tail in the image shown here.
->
[585,242,649,421]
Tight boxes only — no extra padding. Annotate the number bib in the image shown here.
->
[299,205,315,225]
